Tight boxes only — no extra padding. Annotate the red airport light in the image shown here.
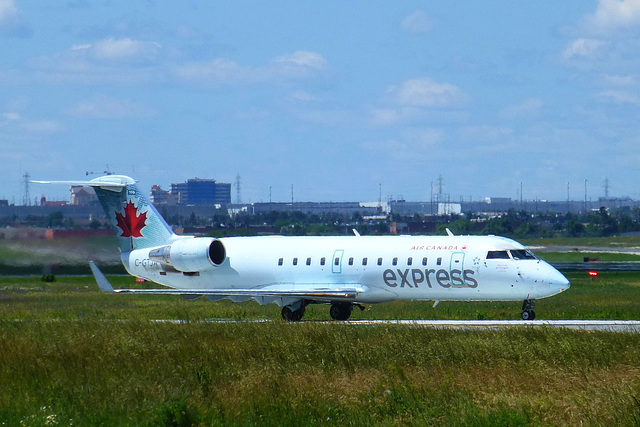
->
[588,270,599,278]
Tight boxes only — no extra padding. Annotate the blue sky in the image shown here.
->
[2,1,640,205]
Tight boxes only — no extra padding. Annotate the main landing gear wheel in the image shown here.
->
[521,299,536,321]
[329,303,353,321]
[521,310,536,320]
[281,306,305,322]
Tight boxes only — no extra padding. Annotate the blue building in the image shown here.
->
[170,178,231,205]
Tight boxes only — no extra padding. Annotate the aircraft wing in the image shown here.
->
[89,261,361,300]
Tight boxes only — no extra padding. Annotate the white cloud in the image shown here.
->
[69,95,157,119]
[0,111,19,128]
[361,128,444,161]
[272,51,327,71]
[0,0,30,37]
[596,89,640,104]
[602,74,636,87]
[92,38,161,61]
[500,98,544,119]
[369,107,428,126]
[295,108,357,127]
[264,51,328,79]
[21,120,62,133]
[389,78,467,108]
[0,0,18,22]
[580,0,640,35]
[0,111,62,133]
[561,38,606,60]
[175,25,198,40]
[22,37,166,84]
[460,126,513,141]
[289,90,318,103]
[176,51,328,84]
[18,36,327,86]
[370,108,402,126]
[401,11,434,34]
[70,38,162,63]
[403,128,444,148]
[175,58,248,83]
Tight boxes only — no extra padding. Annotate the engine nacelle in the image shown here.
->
[149,238,226,272]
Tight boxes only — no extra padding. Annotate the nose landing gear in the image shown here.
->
[329,302,353,321]
[329,303,365,321]
[521,299,536,320]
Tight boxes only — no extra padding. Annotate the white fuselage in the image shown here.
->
[122,235,569,304]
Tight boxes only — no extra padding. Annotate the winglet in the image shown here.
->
[89,261,114,292]
[352,228,361,237]
[446,228,454,237]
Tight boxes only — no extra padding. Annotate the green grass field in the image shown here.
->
[1,271,639,321]
[1,272,640,425]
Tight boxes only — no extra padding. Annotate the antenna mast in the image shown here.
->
[235,174,242,204]
[23,172,31,206]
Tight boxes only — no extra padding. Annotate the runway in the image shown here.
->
[342,319,640,332]
[154,318,640,332]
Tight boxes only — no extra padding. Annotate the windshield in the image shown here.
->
[510,249,537,260]
[486,249,537,260]
[486,250,510,259]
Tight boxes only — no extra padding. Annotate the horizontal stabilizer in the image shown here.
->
[89,261,115,292]
[32,176,130,192]
[31,180,124,187]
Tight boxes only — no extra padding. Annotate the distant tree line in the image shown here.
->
[3,206,640,239]
[441,207,640,238]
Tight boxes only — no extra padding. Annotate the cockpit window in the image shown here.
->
[486,250,510,260]
[510,249,537,260]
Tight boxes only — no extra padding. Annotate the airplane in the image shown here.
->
[35,175,570,321]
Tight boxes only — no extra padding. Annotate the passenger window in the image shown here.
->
[422,257,428,266]
[278,258,283,266]
[348,257,354,266]
[293,257,298,266]
[334,257,340,266]
[487,251,510,260]
[362,257,368,266]
[320,257,326,266]
[306,257,311,266]
[407,257,413,266]
[437,257,442,266]
[377,258,383,266]
[392,257,398,266]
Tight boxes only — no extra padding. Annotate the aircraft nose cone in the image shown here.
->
[548,268,570,294]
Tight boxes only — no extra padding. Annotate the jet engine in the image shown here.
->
[149,237,226,272]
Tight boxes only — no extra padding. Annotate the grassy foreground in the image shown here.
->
[1,321,640,426]
[0,273,639,425]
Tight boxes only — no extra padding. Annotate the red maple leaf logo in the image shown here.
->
[115,201,147,238]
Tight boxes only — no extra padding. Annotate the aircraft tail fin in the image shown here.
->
[34,175,175,252]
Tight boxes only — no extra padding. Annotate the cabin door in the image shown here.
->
[450,252,465,286]
[332,249,344,274]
